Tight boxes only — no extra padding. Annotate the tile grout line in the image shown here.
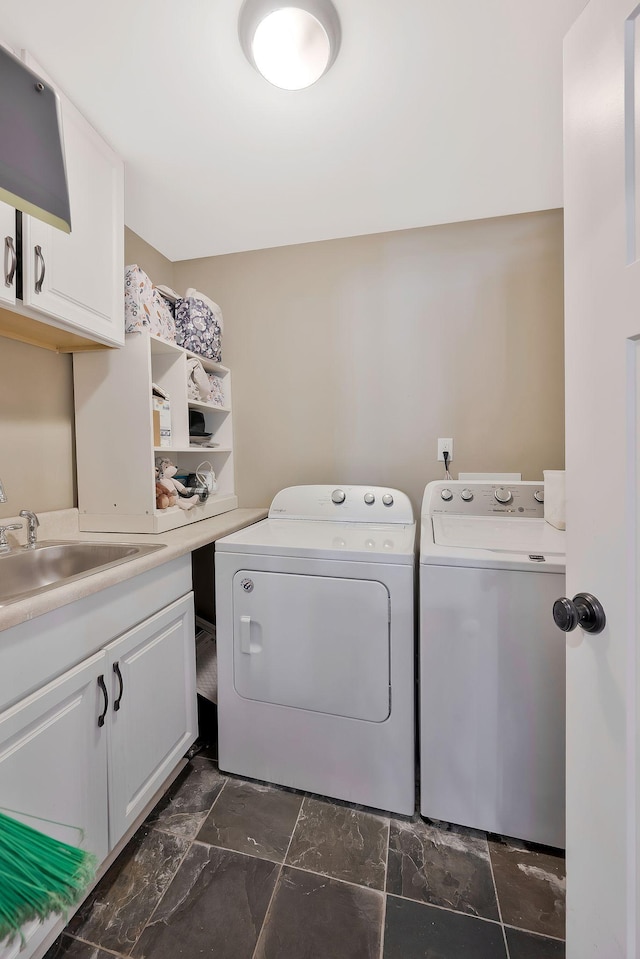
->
[280,792,307,872]
[384,890,504,925]
[63,932,132,959]
[249,793,307,959]
[502,921,566,943]
[378,817,391,959]
[127,775,231,953]
[486,840,511,959]
[191,834,392,897]
[190,829,514,926]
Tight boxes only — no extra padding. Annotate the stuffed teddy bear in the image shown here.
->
[156,458,200,510]
[155,481,176,510]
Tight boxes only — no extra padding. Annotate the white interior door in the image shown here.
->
[564,2,640,955]
[232,570,391,721]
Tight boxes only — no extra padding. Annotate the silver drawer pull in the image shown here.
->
[34,244,46,294]
[4,236,16,288]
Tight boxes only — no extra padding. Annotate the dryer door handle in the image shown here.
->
[240,615,252,653]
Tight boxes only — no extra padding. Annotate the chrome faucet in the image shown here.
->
[19,510,40,548]
[0,523,22,552]
[0,478,6,504]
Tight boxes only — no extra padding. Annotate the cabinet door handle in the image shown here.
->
[97,674,109,727]
[113,662,124,711]
[4,236,16,288]
[34,244,46,294]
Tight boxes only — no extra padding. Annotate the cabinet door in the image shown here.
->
[106,594,197,846]
[0,201,17,308]
[21,54,124,346]
[0,651,109,959]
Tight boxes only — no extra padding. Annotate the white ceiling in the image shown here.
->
[0,1,586,261]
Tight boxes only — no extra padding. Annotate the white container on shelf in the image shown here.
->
[543,469,566,530]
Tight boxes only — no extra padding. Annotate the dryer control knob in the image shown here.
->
[364,492,375,504]
[494,487,513,504]
[534,489,544,503]
[331,489,346,504]
[460,488,473,502]
[382,493,394,506]
[440,489,453,501]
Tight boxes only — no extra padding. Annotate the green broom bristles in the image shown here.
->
[0,811,97,945]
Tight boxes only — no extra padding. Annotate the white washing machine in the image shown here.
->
[215,485,416,815]
[420,480,566,848]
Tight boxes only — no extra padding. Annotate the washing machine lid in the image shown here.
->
[422,515,565,572]
[433,515,566,554]
[216,518,416,564]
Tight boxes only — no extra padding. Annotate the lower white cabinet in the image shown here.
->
[0,651,109,959]
[106,594,196,845]
[0,649,110,859]
[0,588,196,959]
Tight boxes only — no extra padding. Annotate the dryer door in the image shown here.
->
[232,571,390,722]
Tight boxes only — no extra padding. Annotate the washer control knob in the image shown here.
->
[494,487,513,504]
[364,492,375,505]
[382,493,394,506]
[441,488,453,501]
[534,489,544,503]
[331,489,346,504]
[460,488,473,502]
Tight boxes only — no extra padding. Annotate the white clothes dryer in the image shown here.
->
[215,485,416,815]
[420,480,566,848]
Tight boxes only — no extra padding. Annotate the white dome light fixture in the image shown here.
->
[239,0,341,90]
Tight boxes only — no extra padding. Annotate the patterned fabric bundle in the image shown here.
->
[124,265,176,342]
[208,374,226,407]
[174,295,222,361]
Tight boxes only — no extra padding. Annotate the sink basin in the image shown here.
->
[0,540,166,608]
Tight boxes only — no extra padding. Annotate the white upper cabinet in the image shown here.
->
[19,53,124,347]
[0,200,17,308]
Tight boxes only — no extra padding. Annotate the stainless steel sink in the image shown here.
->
[0,540,166,608]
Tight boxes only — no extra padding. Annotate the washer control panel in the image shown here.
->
[429,482,545,517]
[269,485,414,524]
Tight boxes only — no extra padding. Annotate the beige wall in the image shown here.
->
[0,229,176,520]
[0,337,75,518]
[125,227,175,289]
[175,210,565,514]
[0,214,565,521]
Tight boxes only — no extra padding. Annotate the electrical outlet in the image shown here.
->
[437,438,454,462]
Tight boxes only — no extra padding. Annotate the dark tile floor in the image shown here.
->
[45,753,566,959]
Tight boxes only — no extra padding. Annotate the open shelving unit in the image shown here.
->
[73,330,238,533]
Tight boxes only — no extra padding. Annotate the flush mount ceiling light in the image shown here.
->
[239,0,341,90]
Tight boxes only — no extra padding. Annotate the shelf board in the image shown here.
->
[188,400,231,413]
[148,332,183,356]
[146,333,229,375]
[186,350,228,375]
[154,446,232,454]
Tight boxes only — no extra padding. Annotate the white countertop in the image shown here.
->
[0,507,268,632]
